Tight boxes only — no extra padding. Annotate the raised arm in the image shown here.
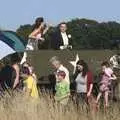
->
[29,29,40,39]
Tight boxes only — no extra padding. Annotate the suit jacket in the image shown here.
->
[51,30,72,50]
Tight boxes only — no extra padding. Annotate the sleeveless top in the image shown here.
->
[75,73,87,93]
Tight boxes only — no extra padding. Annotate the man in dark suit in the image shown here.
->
[51,22,72,50]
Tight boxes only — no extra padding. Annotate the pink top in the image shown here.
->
[104,68,113,77]
[100,68,113,92]
[101,68,113,84]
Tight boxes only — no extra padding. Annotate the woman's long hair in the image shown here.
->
[75,60,89,78]
[33,17,44,30]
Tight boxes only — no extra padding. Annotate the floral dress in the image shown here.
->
[100,68,113,92]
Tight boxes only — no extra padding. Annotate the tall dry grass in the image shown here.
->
[0,92,120,120]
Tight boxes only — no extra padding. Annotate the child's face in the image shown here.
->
[57,75,64,81]
[102,65,106,72]
[23,63,29,68]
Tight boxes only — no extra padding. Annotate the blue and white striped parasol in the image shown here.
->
[0,40,15,60]
[0,31,26,60]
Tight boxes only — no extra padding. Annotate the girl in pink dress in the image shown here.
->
[96,61,116,109]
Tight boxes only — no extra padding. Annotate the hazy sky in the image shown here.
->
[0,0,120,30]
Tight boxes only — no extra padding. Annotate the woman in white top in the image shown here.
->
[74,60,93,106]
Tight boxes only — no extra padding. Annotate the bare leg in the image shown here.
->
[104,91,109,111]
[96,92,102,103]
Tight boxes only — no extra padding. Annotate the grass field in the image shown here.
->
[0,50,120,120]
[0,92,120,120]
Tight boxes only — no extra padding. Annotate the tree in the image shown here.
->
[16,24,33,40]
[16,18,120,49]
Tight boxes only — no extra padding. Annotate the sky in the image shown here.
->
[0,0,120,31]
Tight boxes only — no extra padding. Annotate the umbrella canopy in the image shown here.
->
[0,31,25,52]
[2,31,27,46]
[0,40,15,60]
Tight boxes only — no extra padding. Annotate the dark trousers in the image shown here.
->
[76,93,88,110]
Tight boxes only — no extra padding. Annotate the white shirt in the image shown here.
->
[61,32,69,46]
[57,65,70,84]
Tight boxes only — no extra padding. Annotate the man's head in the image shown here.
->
[59,22,67,33]
[49,56,61,69]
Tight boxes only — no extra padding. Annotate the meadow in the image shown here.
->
[0,92,120,120]
[0,50,120,120]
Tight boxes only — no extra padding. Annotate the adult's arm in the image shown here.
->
[29,29,40,40]
[43,25,49,35]
[87,84,93,97]
[13,64,20,89]
[87,72,93,97]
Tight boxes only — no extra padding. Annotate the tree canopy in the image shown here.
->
[16,18,120,49]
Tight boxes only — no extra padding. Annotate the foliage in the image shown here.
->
[0,93,120,120]
[16,24,32,40]
[16,18,120,49]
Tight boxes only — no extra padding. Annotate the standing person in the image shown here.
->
[49,56,70,84]
[55,71,70,105]
[51,22,72,50]
[96,61,116,109]
[22,63,38,99]
[27,17,49,50]
[74,60,93,107]
[110,53,120,101]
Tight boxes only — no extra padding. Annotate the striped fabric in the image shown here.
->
[0,40,15,60]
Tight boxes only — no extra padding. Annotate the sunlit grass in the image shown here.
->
[0,91,120,120]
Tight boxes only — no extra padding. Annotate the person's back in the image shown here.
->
[24,75,39,99]
[0,65,16,90]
